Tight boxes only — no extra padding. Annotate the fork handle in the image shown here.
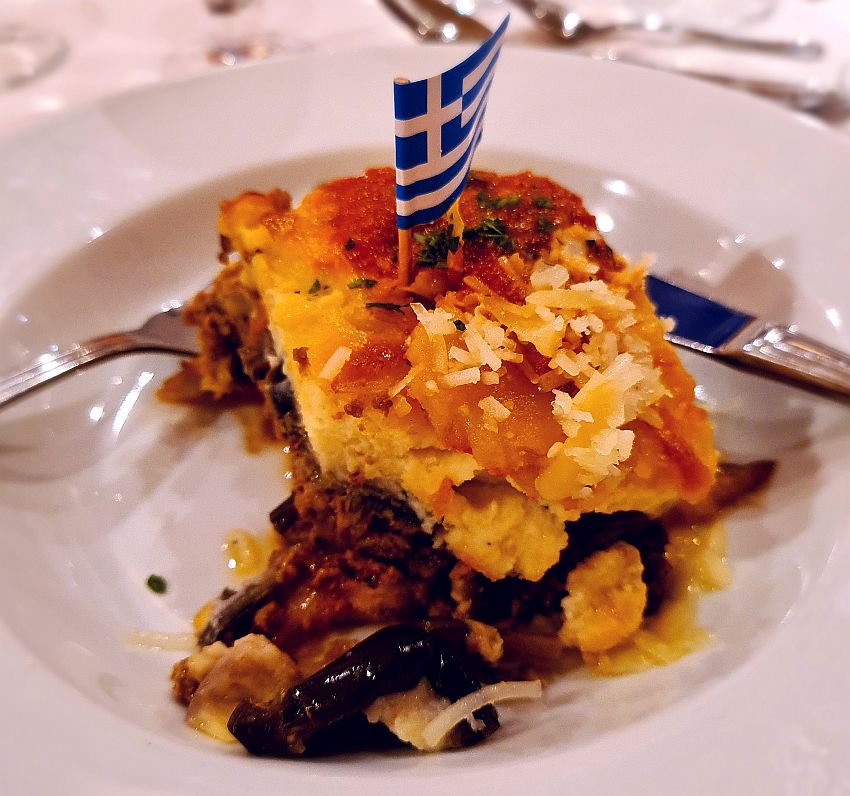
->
[0,333,141,410]
[608,53,843,115]
[663,26,823,59]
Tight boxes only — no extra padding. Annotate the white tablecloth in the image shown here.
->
[2,0,850,139]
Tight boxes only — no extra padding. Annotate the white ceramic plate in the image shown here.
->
[1,47,850,795]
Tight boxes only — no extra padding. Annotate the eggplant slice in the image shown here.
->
[228,622,499,756]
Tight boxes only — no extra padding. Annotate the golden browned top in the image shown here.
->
[217,168,717,529]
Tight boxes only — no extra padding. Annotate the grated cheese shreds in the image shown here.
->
[388,367,418,398]
[526,283,634,313]
[405,246,669,499]
[346,185,681,507]
[481,323,507,350]
[478,396,511,421]
[442,367,481,388]
[420,681,543,750]
[530,262,570,290]
[661,315,677,333]
[552,389,593,437]
[319,346,352,381]
[448,345,477,367]
[463,327,503,372]
[125,630,197,651]
[410,303,457,337]
[549,349,582,377]
[547,441,564,459]
[554,233,587,260]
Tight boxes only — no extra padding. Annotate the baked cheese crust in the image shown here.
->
[216,168,717,583]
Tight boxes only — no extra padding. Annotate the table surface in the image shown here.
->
[2,0,850,141]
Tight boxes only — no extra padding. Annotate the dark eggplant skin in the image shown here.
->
[228,623,499,756]
[197,495,298,648]
[269,495,298,535]
[197,571,276,647]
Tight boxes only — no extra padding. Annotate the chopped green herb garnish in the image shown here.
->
[146,574,167,594]
[344,238,356,250]
[453,320,466,332]
[348,277,377,289]
[365,302,405,313]
[537,217,556,234]
[477,190,521,210]
[308,279,322,294]
[533,195,554,209]
[463,217,514,251]
[413,227,460,267]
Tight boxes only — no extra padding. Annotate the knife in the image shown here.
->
[646,274,850,399]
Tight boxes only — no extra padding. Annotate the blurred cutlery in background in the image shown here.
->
[601,51,850,118]
[498,0,823,58]
[381,0,491,42]
[383,0,844,119]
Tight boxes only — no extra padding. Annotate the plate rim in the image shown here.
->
[2,44,850,795]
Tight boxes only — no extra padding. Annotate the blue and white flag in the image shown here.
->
[393,16,509,230]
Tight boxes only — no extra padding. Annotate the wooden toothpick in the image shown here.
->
[446,198,464,273]
[397,227,412,285]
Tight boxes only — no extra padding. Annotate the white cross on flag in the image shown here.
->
[393,16,509,231]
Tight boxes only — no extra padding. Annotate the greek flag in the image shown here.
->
[393,15,509,230]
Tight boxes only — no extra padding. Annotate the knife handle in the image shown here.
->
[721,322,850,399]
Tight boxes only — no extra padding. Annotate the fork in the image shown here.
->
[0,304,198,410]
[603,52,850,118]
[506,0,824,59]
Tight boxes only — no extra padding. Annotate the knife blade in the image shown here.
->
[645,274,850,399]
